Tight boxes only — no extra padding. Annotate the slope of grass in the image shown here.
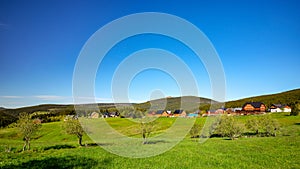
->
[0,113,299,168]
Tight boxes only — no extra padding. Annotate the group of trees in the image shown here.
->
[13,100,297,150]
[16,112,284,151]
[246,115,280,136]
[16,113,84,151]
[16,112,159,151]
[215,116,244,140]
[190,115,280,140]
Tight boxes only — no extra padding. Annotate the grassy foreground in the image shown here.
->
[0,113,299,169]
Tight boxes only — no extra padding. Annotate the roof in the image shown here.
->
[243,102,265,108]
[173,110,184,114]
[188,113,198,117]
[272,104,282,108]
[271,104,289,109]
[91,112,99,115]
[110,112,118,115]
[156,110,165,114]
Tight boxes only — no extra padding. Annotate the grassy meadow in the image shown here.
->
[0,112,299,169]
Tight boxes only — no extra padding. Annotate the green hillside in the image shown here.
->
[134,96,215,111]
[225,88,300,108]
[0,113,299,168]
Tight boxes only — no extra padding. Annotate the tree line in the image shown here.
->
[190,115,281,140]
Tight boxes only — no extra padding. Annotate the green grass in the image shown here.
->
[0,113,299,168]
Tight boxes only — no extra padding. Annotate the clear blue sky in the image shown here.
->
[0,0,299,108]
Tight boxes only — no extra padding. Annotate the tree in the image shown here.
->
[246,115,280,137]
[63,116,85,146]
[246,117,260,135]
[140,118,156,144]
[216,115,244,140]
[17,112,41,151]
[290,103,299,116]
[260,115,280,136]
[190,124,201,139]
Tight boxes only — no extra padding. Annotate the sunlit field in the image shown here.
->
[0,112,299,169]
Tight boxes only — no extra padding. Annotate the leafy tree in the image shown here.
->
[216,115,244,140]
[140,118,156,144]
[246,118,260,135]
[63,116,85,146]
[246,115,280,137]
[190,124,201,139]
[17,112,41,151]
[260,115,280,136]
[290,103,299,116]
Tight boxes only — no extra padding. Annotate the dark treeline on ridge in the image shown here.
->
[0,88,299,128]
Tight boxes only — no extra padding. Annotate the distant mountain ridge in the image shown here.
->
[1,88,299,111]
[135,96,218,111]
[0,88,299,127]
[135,88,300,110]
[225,88,300,108]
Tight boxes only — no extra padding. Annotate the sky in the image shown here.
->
[0,0,299,108]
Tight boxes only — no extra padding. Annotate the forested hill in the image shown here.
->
[0,88,299,127]
[134,96,215,111]
[225,88,300,108]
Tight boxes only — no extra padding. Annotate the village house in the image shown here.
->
[241,102,266,114]
[187,110,200,118]
[225,107,242,115]
[64,115,78,121]
[161,111,169,117]
[187,113,198,118]
[156,110,166,117]
[101,112,120,118]
[147,111,156,117]
[110,112,120,117]
[270,104,291,112]
[172,110,186,117]
[90,112,99,118]
[203,108,224,116]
